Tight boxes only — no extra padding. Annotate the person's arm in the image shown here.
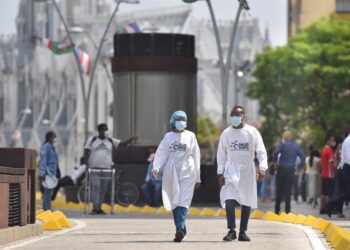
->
[297,146,306,169]
[118,135,138,147]
[255,129,268,172]
[39,144,48,177]
[272,143,282,163]
[216,132,227,176]
[151,135,169,180]
[193,135,201,184]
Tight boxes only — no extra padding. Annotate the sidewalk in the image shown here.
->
[2,211,330,250]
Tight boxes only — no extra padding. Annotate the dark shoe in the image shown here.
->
[238,232,251,241]
[320,209,326,215]
[97,209,107,215]
[90,209,99,215]
[223,230,237,241]
[174,230,185,242]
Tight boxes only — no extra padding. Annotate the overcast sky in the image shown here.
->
[0,0,287,46]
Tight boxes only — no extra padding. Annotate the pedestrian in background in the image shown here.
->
[273,131,305,214]
[152,110,201,243]
[326,129,350,217]
[39,131,59,211]
[320,134,336,214]
[141,151,163,207]
[217,106,267,242]
[84,123,137,214]
[305,145,321,208]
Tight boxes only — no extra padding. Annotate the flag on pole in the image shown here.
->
[75,48,92,75]
[37,37,75,55]
[115,21,142,34]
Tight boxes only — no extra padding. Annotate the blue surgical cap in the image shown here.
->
[169,110,187,130]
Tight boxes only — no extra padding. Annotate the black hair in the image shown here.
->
[308,145,314,167]
[325,133,334,143]
[44,131,55,144]
[232,105,245,112]
[97,123,108,131]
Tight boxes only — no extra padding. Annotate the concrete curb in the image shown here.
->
[0,224,42,246]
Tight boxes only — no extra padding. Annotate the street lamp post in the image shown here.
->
[85,0,140,137]
[183,0,249,129]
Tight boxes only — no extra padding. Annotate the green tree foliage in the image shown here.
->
[248,18,350,147]
[196,115,220,147]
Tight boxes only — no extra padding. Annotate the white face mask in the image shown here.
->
[104,130,110,137]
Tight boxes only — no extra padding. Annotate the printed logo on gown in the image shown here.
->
[230,140,249,151]
[169,141,187,152]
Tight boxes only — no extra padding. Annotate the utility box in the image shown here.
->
[0,148,37,229]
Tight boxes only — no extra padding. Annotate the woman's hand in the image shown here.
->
[151,170,158,180]
[195,182,201,189]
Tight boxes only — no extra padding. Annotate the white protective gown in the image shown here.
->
[153,130,201,211]
[217,124,268,209]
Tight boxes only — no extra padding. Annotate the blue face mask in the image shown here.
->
[230,116,242,127]
[175,121,187,131]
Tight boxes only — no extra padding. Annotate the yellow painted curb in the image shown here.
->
[126,204,142,213]
[313,218,329,231]
[56,216,72,228]
[156,206,171,215]
[331,229,350,248]
[188,207,201,216]
[250,209,265,219]
[200,208,216,216]
[77,203,86,209]
[65,202,79,209]
[263,211,282,222]
[36,209,44,215]
[102,204,112,212]
[114,204,127,212]
[334,232,350,250]
[283,213,297,223]
[279,212,288,221]
[215,208,226,217]
[326,224,341,242]
[142,205,158,213]
[303,215,318,226]
[235,209,241,218]
[42,219,63,230]
[293,214,307,224]
[36,210,52,220]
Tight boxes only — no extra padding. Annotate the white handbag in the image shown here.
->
[41,166,58,189]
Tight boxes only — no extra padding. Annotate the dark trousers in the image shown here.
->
[327,164,350,211]
[172,206,188,233]
[275,167,295,214]
[52,176,74,201]
[141,181,162,206]
[226,199,251,233]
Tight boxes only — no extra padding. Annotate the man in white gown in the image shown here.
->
[217,106,268,242]
[152,110,201,242]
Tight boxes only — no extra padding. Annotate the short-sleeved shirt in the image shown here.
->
[85,136,121,169]
[321,145,335,178]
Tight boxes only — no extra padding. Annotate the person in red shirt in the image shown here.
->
[320,134,336,214]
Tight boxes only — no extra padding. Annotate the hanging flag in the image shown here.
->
[75,48,92,75]
[37,37,75,55]
[115,21,142,34]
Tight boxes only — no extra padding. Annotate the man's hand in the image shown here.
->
[195,182,201,189]
[151,170,158,181]
[257,170,265,181]
[131,135,138,142]
[218,174,225,186]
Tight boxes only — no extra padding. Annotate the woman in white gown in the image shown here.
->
[152,110,201,242]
